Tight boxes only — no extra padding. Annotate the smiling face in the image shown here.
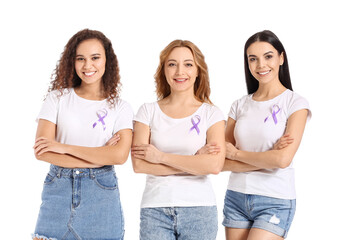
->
[247,41,284,86]
[75,39,106,87]
[164,47,198,94]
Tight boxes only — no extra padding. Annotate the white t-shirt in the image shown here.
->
[134,102,225,208]
[37,88,133,147]
[227,89,311,199]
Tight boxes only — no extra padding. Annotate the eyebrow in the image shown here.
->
[76,53,101,57]
[167,59,194,62]
[248,51,274,58]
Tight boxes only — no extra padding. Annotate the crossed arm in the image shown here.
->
[222,109,309,172]
[34,119,132,168]
[131,120,226,176]
[131,108,307,175]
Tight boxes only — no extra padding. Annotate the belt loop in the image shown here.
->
[57,167,63,178]
[89,169,95,179]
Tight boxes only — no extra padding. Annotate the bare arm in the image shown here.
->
[34,119,132,166]
[226,109,309,169]
[161,120,226,175]
[131,121,184,175]
[34,119,101,168]
[35,152,102,168]
[58,129,132,165]
[132,120,226,175]
[223,159,262,172]
[222,117,262,172]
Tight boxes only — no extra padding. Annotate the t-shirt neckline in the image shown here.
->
[155,102,205,120]
[250,89,289,103]
[72,88,107,103]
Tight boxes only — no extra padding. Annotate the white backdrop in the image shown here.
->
[1,0,340,239]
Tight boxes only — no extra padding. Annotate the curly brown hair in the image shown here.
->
[154,40,211,104]
[49,29,120,105]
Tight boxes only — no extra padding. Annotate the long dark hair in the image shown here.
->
[244,30,293,94]
[49,29,120,105]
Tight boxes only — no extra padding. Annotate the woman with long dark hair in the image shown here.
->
[32,29,133,240]
[222,30,310,239]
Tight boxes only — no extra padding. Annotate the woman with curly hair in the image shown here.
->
[32,29,133,240]
[131,40,226,240]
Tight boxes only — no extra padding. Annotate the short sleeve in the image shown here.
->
[36,90,60,124]
[207,105,226,129]
[228,99,238,121]
[113,100,134,133]
[134,103,152,126]
[288,93,312,121]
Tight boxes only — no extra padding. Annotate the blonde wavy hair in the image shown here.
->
[154,40,212,104]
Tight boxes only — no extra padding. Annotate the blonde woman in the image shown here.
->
[131,40,225,240]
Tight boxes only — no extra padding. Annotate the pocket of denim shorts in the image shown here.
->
[43,173,56,185]
[94,171,118,190]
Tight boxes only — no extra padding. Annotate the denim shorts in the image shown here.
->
[222,190,295,238]
[140,206,217,240]
[32,165,124,240]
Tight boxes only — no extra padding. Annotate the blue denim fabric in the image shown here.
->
[222,190,296,238]
[140,206,217,240]
[33,165,124,240]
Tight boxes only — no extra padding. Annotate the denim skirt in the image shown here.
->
[33,165,124,240]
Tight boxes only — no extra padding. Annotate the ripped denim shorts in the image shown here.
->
[222,190,296,238]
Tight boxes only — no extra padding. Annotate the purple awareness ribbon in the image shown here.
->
[93,109,108,130]
[264,104,281,124]
[190,115,201,135]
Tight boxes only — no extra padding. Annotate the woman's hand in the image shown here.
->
[131,144,164,164]
[225,142,239,160]
[195,143,221,155]
[273,134,294,150]
[34,137,67,155]
[105,134,120,146]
